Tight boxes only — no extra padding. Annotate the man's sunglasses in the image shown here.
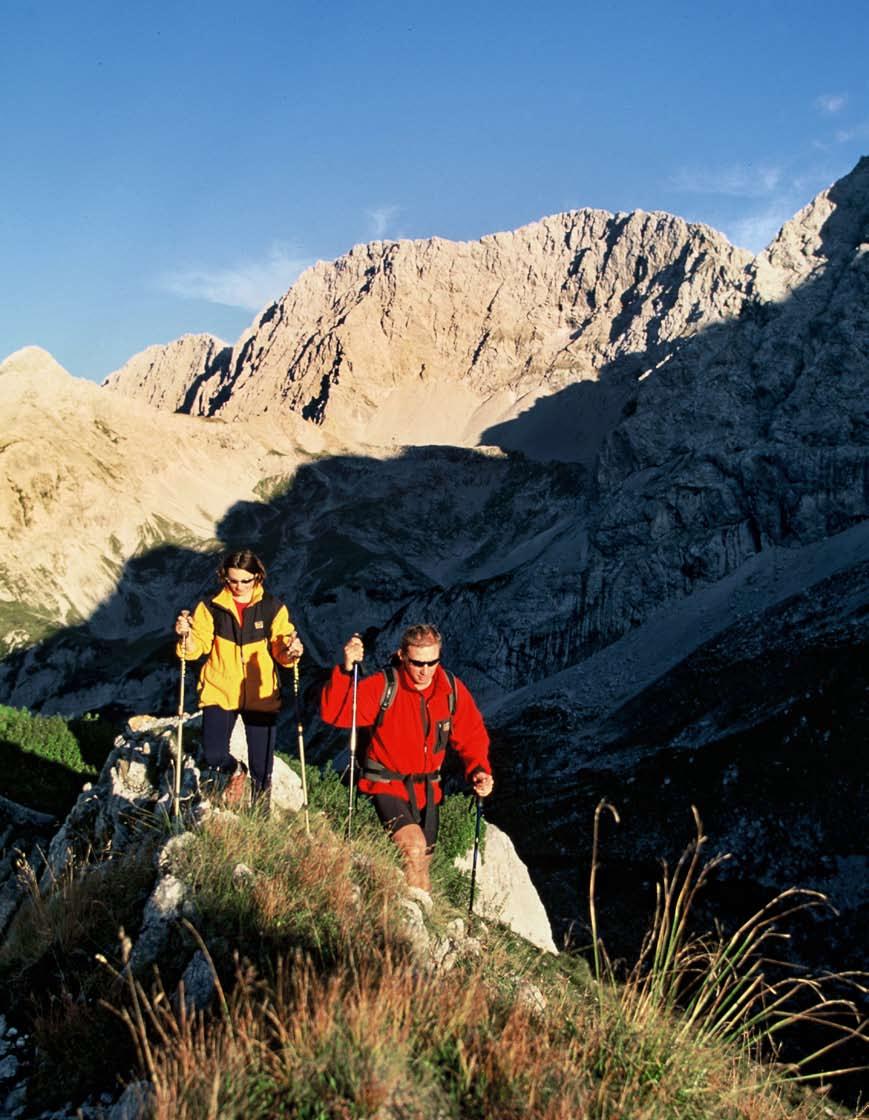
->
[406,657,440,667]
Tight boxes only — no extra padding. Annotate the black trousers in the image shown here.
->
[201,706,276,792]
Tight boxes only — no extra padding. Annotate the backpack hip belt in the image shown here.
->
[361,758,442,824]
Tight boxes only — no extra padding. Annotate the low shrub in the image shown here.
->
[0,705,114,813]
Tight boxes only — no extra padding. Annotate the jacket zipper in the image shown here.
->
[420,692,431,775]
[227,601,245,708]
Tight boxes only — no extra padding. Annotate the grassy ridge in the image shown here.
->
[0,763,864,1118]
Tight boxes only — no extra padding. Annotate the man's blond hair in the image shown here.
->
[399,623,443,652]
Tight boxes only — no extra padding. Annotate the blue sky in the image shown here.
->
[2,0,867,383]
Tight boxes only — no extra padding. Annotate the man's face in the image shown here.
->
[400,642,441,691]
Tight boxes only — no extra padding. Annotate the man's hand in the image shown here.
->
[343,633,364,672]
[472,769,494,798]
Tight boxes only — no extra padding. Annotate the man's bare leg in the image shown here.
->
[392,823,431,892]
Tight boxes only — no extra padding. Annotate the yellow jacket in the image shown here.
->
[176,585,296,713]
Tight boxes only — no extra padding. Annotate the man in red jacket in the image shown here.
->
[320,623,494,893]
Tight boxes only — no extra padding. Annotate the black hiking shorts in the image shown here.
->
[370,792,439,851]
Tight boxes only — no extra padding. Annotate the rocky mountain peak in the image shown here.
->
[0,345,73,381]
[747,157,869,306]
[102,332,231,412]
[103,204,753,453]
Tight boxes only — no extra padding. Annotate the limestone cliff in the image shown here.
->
[102,333,231,413]
[583,157,869,656]
[107,212,752,454]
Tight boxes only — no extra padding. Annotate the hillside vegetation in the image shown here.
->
[0,753,864,1120]
[0,705,116,814]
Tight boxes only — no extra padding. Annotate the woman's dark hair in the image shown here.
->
[217,549,266,585]
[399,623,442,653]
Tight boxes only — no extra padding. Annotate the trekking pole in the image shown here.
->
[468,794,483,917]
[292,660,310,835]
[347,661,359,839]
[173,612,190,820]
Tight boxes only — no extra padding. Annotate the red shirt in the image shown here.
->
[320,663,491,806]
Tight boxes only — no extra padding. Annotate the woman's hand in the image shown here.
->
[175,610,192,637]
[281,634,304,663]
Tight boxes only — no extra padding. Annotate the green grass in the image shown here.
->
[253,473,295,502]
[279,753,486,910]
[0,599,63,650]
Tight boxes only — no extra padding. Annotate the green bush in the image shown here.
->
[437,790,485,862]
[0,705,111,815]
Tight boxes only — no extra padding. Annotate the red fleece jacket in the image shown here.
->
[320,663,491,806]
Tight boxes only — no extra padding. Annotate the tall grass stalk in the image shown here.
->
[590,802,868,1090]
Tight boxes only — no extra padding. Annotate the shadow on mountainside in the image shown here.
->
[0,441,590,735]
[490,559,869,1106]
[479,356,645,466]
[0,738,87,818]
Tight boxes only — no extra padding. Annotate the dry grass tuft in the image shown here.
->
[588,802,868,1109]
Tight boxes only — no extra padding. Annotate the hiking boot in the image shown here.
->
[223,762,248,808]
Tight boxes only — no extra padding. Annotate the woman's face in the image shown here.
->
[224,567,258,603]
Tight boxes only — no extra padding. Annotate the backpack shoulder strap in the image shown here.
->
[371,665,457,732]
[372,666,399,732]
[444,669,457,715]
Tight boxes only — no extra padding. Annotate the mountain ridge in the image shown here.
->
[103,205,753,453]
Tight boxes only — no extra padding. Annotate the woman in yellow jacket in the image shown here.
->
[175,549,303,804]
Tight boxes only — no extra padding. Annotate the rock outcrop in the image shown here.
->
[455,820,557,953]
[3,714,553,971]
[102,333,231,413]
[0,715,553,1118]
